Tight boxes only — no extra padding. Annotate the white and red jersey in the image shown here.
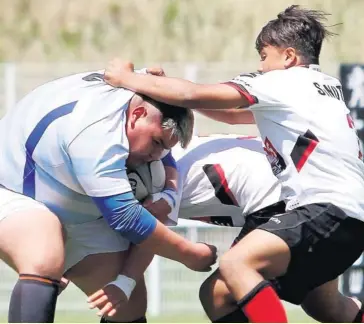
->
[226,65,364,221]
[170,135,282,226]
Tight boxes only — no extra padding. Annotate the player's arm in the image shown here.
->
[161,150,178,191]
[197,109,256,125]
[143,151,179,224]
[104,59,252,110]
[66,119,215,272]
[88,242,155,317]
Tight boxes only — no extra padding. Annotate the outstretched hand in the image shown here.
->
[87,284,128,318]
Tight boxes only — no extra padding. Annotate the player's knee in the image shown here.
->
[200,277,232,307]
[219,251,250,280]
[14,238,65,278]
[20,254,64,279]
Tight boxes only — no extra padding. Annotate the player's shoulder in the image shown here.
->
[231,69,288,88]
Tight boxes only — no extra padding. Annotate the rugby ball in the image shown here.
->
[127,160,166,201]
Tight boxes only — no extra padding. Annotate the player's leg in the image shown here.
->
[200,207,285,323]
[269,203,364,321]
[63,218,147,322]
[301,278,363,322]
[218,203,364,323]
[199,269,247,322]
[219,227,290,323]
[65,252,147,322]
[0,188,65,322]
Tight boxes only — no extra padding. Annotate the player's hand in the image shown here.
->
[185,242,218,272]
[104,58,134,87]
[146,66,166,76]
[143,196,171,222]
[87,284,127,318]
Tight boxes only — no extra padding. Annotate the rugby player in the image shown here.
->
[103,5,364,323]
[0,70,216,322]
[88,135,284,321]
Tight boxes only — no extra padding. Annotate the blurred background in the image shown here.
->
[0,0,364,322]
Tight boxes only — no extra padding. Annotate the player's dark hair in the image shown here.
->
[255,5,336,64]
[140,94,194,148]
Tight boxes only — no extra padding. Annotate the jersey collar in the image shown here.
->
[308,64,321,72]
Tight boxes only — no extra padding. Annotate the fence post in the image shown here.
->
[4,63,17,113]
[148,256,161,317]
[184,64,199,136]
[187,226,198,242]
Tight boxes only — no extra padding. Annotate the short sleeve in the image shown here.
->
[66,109,132,197]
[225,71,285,110]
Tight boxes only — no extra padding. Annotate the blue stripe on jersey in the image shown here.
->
[161,151,177,169]
[23,101,77,198]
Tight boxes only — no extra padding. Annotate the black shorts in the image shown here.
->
[233,203,364,305]
[231,201,286,247]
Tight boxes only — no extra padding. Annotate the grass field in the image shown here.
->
[53,308,317,322]
[0,308,315,323]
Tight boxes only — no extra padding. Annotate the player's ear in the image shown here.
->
[283,47,297,69]
[130,106,148,128]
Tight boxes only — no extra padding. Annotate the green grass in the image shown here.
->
[0,308,316,323]
[0,309,315,323]
[56,308,316,322]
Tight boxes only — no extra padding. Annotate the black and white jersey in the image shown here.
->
[226,65,364,220]
[170,135,282,226]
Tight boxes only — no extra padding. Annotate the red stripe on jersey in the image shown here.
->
[296,140,318,172]
[213,164,239,206]
[290,130,319,172]
[347,114,355,129]
[203,164,239,206]
[223,82,257,106]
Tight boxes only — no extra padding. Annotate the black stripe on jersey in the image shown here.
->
[290,130,319,172]
[238,72,263,78]
[82,73,104,82]
[203,164,239,206]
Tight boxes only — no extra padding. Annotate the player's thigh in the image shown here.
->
[272,203,364,305]
[221,202,290,279]
[65,251,129,292]
[199,269,237,321]
[0,187,64,277]
[220,227,291,281]
[301,278,360,322]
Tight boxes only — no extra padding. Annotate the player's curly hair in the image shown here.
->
[255,5,337,64]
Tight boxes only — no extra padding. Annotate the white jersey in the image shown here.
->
[0,71,135,225]
[171,135,282,226]
[226,65,364,220]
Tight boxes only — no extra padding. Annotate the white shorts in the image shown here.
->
[63,218,130,273]
[0,186,130,273]
[0,186,49,221]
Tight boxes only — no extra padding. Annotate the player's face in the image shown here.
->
[126,107,178,167]
[258,45,297,73]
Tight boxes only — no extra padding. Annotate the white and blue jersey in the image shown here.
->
[0,71,157,243]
